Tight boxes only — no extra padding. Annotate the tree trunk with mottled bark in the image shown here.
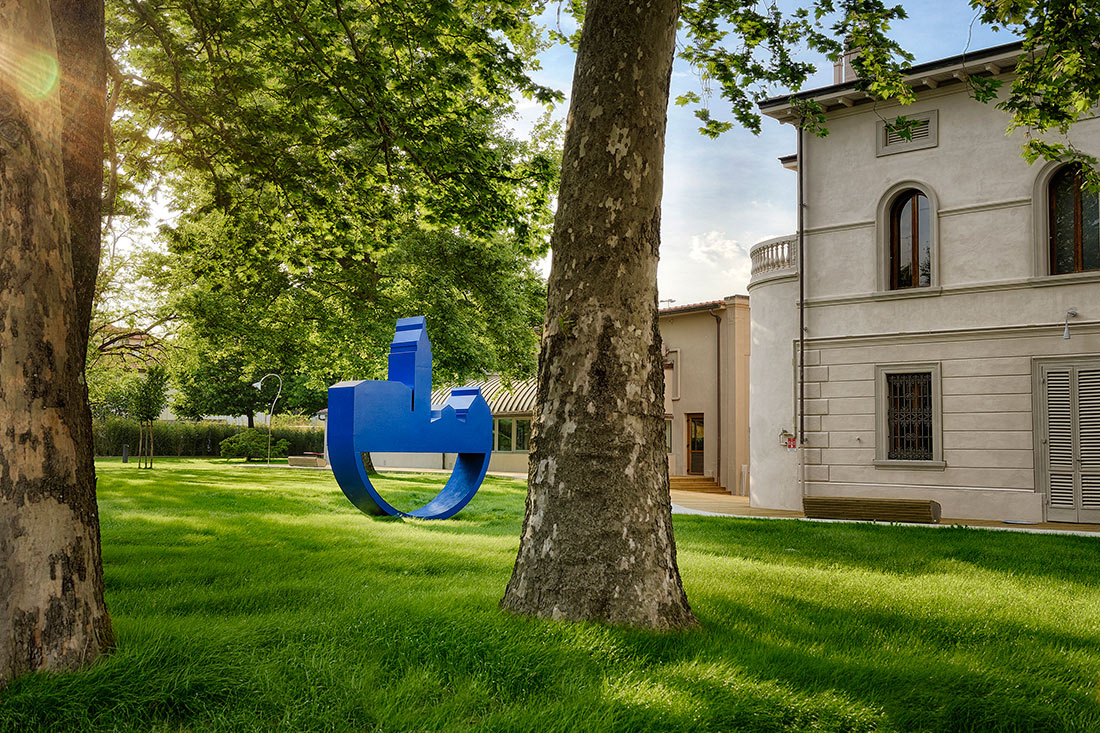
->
[501,0,695,629]
[0,0,113,686]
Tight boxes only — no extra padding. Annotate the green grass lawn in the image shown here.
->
[2,458,1099,732]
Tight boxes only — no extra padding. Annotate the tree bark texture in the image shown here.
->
[51,0,107,494]
[0,0,113,686]
[501,0,695,629]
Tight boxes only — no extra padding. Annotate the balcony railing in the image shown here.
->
[749,234,798,287]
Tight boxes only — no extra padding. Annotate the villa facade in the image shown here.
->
[749,42,1100,523]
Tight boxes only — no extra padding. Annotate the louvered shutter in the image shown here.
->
[1046,369,1077,513]
[885,119,931,147]
[1078,369,1100,512]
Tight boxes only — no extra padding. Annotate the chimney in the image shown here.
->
[833,42,859,84]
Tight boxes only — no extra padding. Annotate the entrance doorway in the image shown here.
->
[1039,360,1100,523]
[686,414,705,475]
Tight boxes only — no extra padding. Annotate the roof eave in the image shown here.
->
[759,40,1026,122]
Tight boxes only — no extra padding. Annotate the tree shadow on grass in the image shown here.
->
[673,515,1100,587]
[602,587,1100,732]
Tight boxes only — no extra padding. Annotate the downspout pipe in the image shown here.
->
[708,307,723,489]
[797,123,806,500]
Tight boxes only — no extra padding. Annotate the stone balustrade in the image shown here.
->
[748,234,798,287]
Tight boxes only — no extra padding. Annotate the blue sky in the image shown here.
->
[512,2,1016,306]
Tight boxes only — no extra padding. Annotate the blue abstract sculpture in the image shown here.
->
[327,317,492,519]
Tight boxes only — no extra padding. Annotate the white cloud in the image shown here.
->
[685,231,753,295]
[688,230,746,265]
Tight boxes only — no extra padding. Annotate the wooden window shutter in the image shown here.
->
[1046,370,1076,509]
[1080,369,1100,509]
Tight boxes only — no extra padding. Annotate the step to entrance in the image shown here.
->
[669,476,728,495]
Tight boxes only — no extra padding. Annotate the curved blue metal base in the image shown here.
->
[337,452,491,519]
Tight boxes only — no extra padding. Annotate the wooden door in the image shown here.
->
[687,414,704,475]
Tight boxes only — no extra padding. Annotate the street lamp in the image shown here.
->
[252,373,283,464]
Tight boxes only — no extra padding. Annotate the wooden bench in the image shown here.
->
[802,496,941,524]
[288,455,327,468]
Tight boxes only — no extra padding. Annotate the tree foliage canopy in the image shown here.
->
[106,0,561,417]
[109,0,561,255]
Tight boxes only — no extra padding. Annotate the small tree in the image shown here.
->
[128,365,169,468]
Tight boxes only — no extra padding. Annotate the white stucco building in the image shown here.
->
[749,41,1100,523]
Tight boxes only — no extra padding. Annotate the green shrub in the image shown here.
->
[219,429,290,461]
[92,417,324,457]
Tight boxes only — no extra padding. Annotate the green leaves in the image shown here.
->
[654,0,917,138]
[129,365,170,424]
[109,0,563,268]
[648,0,1100,185]
[966,0,1100,179]
[884,114,919,141]
[677,0,819,136]
[163,226,546,422]
[967,73,1004,104]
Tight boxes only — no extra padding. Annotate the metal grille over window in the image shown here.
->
[886,372,934,460]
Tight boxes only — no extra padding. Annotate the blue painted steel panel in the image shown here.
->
[328,317,492,519]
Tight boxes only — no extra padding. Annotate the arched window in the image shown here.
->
[1049,165,1100,275]
[890,189,931,289]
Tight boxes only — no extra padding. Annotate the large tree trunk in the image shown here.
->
[52,0,107,486]
[0,0,113,686]
[501,0,695,629]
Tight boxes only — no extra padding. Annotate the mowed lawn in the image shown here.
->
[2,460,1099,732]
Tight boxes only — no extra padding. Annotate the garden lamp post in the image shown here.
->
[252,373,283,464]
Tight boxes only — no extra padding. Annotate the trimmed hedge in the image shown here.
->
[93,417,324,457]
